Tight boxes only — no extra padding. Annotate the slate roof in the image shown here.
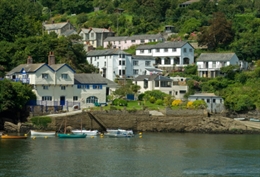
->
[180,0,200,5]
[62,29,77,36]
[6,63,46,75]
[80,28,113,33]
[49,64,75,73]
[43,22,69,30]
[74,74,119,88]
[87,49,130,56]
[104,36,128,41]
[196,53,236,62]
[132,55,155,60]
[145,68,163,72]
[134,75,172,82]
[136,41,189,50]
[189,93,222,98]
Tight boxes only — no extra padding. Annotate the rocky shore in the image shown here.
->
[3,110,260,134]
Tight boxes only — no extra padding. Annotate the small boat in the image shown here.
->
[234,118,246,121]
[105,129,134,138]
[1,134,27,139]
[57,133,86,138]
[71,129,98,136]
[249,118,260,122]
[30,130,56,136]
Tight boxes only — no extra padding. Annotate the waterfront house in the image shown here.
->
[86,49,132,81]
[103,34,164,50]
[5,52,109,111]
[43,21,77,37]
[170,76,189,100]
[79,27,115,50]
[131,55,156,78]
[196,53,248,78]
[188,93,225,113]
[135,41,194,71]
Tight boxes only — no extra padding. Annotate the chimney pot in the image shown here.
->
[27,56,33,64]
[48,52,55,65]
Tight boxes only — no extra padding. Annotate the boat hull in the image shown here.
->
[249,118,260,122]
[31,130,56,136]
[57,133,87,138]
[105,129,134,138]
[1,135,27,139]
[71,130,98,136]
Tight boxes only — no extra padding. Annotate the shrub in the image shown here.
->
[192,100,207,109]
[186,101,194,109]
[110,106,118,110]
[149,96,156,104]
[155,99,164,105]
[118,99,128,106]
[112,99,120,106]
[172,99,182,106]
[30,116,52,128]
[138,93,145,101]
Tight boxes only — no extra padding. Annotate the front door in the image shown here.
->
[60,96,65,105]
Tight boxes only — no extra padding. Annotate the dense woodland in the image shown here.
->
[0,0,260,116]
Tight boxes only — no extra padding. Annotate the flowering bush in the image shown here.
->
[186,101,194,109]
[172,99,182,106]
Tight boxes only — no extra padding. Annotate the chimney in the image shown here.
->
[27,56,33,64]
[48,51,55,65]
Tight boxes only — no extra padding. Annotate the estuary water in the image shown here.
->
[0,133,259,177]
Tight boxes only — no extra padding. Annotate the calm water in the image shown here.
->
[0,133,259,177]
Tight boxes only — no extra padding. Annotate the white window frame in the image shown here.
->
[43,85,48,90]
[61,74,68,79]
[42,73,48,79]
[61,86,66,90]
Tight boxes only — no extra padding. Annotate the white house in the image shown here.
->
[5,52,111,111]
[131,55,156,78]
[135,41,194,70]
[78,27,114,50]
[86,49,132,81]
[133,75,173,95]
[43,21,77,37]
[170,76,189,100]
[196,53,248,78]
[103,34,164,50]
[188,93,225,113]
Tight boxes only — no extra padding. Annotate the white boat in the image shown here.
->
[30,130,56,136]
[71,129,99,136]
[234,118,246,121]
[249,118,260,122]
[105,129,134,138]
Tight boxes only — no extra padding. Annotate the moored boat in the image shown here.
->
[1,135,27,139]
[30,130,56,136]
[234,118,246,121]
[249,118,260,122]
[71,129,98,136]
[105,129,134,138]
[57,133,87,138]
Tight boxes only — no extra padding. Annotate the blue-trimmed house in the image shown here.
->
[6,52,110,111]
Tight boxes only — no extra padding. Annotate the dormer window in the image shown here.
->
[42,73,48,79]
[61,74,68,79]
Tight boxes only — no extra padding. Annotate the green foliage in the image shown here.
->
[144,90,168,100]
[164,95,174,107]
[138,93,145,101]
[192,100,207,109]
[30,116,52,128]
[112,99,127,106]
[155,99,164,105]
[149,96,156,104]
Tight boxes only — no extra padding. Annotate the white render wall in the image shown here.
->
[132,59,155,77]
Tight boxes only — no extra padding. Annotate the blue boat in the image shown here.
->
[57,133,86,138]
[249,118,260,122]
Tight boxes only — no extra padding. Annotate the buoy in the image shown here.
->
[32,136,36,139]
[44,136,48,139]
[139,132,142,135]
[139,136,142,138]
[24,134,28,137]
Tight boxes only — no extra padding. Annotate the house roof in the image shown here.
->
[189,93,222,98]
[104,34,162,42]
[6,63,47,75]
[180,0,200,5]
[134,75,172,81]
[104,36,128,42]
[80,28,113,33]
[132,55,155,60]
[136,41,189,50]
[145,68,163,72]
[87,49,130,56]
[43,22,69,30]
[49,64,75,73]
[62,29,77,36]
[74,74,120,86]
[196,53,236,62]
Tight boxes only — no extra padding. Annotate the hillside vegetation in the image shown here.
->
[0,0,260,114]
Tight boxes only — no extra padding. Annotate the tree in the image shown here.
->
[198,12,234,50]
